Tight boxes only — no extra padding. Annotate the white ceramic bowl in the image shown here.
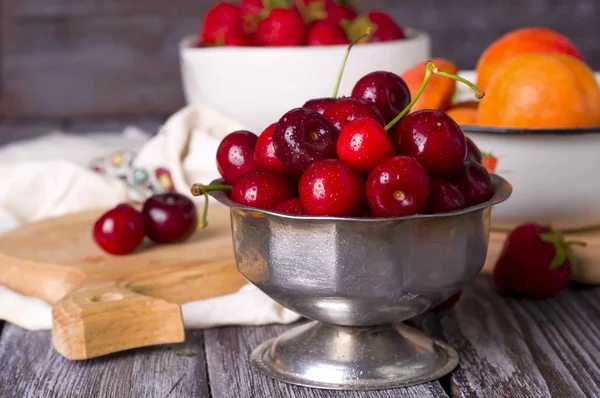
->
[179,30,431,133]
[455,71,600,232]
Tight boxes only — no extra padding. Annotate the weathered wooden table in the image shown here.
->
[1,120,600,397]
[1,276,599,398]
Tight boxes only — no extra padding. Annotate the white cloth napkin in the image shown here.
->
[0,105,301,331]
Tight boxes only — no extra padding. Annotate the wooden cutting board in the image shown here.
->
[0,206,246,361]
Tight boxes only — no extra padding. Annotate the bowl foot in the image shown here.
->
[250,320,458,391]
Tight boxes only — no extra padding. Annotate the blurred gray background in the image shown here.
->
[0,0,598,134]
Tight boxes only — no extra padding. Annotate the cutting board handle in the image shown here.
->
[52,282,185,360]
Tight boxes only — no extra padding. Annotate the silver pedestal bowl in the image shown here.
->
[209,175,512,391]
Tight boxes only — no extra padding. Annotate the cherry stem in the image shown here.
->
[384,61,486,131]
[332,31,371,99]
[190,183,232,229]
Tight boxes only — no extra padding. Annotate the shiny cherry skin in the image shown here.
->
[336,117,395,174]
[142,193,198,244]
[299,159,365,217]
[230,169,296,210]
[351,71,411,124]
[93,204,145,255]
[216,130,258,184]
[302,97,337,115]
[396,110,467,178]
[323,97,385,132]
[274,198,306,215]
[254,123,298,177]
[273,108,339,173]
[466,137,483,164]
[366,156,430,217]
[422,178,466,214]
[452,161,495,206]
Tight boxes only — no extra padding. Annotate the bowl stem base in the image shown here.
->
[250,320,458,391]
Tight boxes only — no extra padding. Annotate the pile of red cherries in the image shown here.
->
[193,56,492,219]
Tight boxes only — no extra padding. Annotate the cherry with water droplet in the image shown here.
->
[93,204,146,255]
[273,107,339,174]
[366,156,431,217]
[336,117,395,174]
[299,159,365,217]
[230,169,296,210]
[395,110,467,178]
[254,123,298,177]
[302,98,338,115]
[216,130,258,184]
[323,97,385,132]
[274,198,306,215]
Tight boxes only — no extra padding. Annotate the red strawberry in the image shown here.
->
[324,3,358,25]
[493,223,586,299]
[482,152,498,174]
[200,2,242,45]
[306,21,349,45]
[224,29,254,46]
[240,0,265,32]
[255,7,307,46]
[343,11,405,43]
[430,291,462,312]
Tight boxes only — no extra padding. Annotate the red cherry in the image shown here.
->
[273,108,339,173]
[216,130,258,184]
[351,71,411,124]
[396,110,467,178]
[231,169,296,210]
[430,291,462,312]
[452,161,494,206]
[323,97,385,132]
[93,204,145,255]
[224,29,254,46]
[274,198,306,215]
[366,156,431,217]
[336,117,395,174]
[306,21,349,45]
[200,2,242,45]
[239,0,264,33]
[422,179,466,214]
[299,159,365,217]
[302,98,337,115]
[142,193,198,244]
[493,223,579,299]
[465,137,483,164]
[254,123,298,177]
[255,8,307,46]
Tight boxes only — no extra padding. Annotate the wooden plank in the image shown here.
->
[418,276,600,398]
[204,322,449,398]
[0,324,210,398]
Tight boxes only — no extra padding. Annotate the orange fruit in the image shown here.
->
[477,53,600,129]
[476,27,584,92]
[445,101,479,125]
[401,58,458,113]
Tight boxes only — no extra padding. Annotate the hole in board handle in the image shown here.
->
[89,293,124,303]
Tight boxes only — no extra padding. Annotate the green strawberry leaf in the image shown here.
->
[549,247,567,269]
[342,14,377,43]
[540,233,560,244]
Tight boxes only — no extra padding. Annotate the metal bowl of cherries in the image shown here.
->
[189,45,512,391]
